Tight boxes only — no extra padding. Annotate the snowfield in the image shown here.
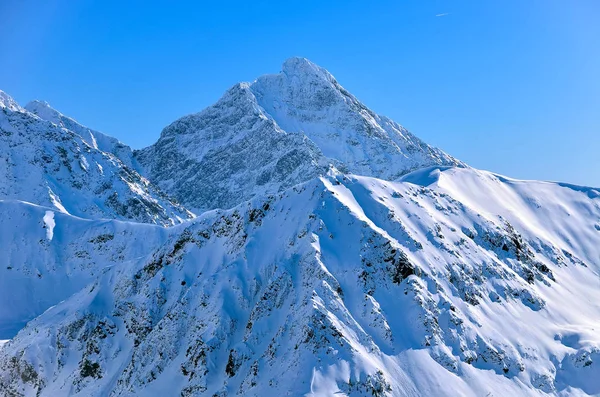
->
[0,200,173,340]
[0,58,599,396]
[1,169,600,396]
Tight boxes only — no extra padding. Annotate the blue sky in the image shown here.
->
[1,0,598,186]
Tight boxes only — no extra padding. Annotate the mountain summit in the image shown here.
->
[0,90,24,112]
[136,58,461,212]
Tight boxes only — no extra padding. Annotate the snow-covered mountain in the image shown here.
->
[1,58,599,397]
[0,92,193,225]
[135,58,461,213]
[1,167,600,396]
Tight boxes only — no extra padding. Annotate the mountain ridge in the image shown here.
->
[4,58,461,216]
[1,167,600,396]
[24,99,137,169]
[0,91,193,225]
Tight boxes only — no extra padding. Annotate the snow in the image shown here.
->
[0,90,24,112]
[1,168,600,396]
[135,58,460,213]
[25,100,129,161]
[0,58,599,396]
[48,187,69,214]
[0,98,194,225]
[0,200,172,341]
[43,211,55,240]
[251,57,460,180]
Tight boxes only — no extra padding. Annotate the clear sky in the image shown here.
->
[1,0,598,186]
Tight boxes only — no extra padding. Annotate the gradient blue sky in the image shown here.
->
[1,1,598,185]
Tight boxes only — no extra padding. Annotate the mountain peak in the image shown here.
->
[26,99,51,108]
[0,93,192,224]
[23,99,134,164]
[0,90,24,112]
[25,99,63,124]
[136,58,460,213]
[280,57,335,83]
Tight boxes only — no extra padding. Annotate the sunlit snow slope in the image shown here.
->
[2,167,600,396]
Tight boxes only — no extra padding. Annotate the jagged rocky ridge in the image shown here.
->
[135,58,461,213]
[1,167,600,396]
[25,100,136,169]
[0,93,193,225]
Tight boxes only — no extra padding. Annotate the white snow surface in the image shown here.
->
[0,200,173,340]
[251,58,459,179]
[42,211,55,241]
[24,100,135,167]
[1,168,600,396]
[0,90,25,113]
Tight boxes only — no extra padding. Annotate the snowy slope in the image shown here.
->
[136,58,461,213]
[2,167,600,396]
[0,200,174,340]
[0,91,193,225]
[0,91,24,113]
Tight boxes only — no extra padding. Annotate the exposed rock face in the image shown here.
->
[135,58,461,213]
[0,91,193,225]
[135,83,328,214]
